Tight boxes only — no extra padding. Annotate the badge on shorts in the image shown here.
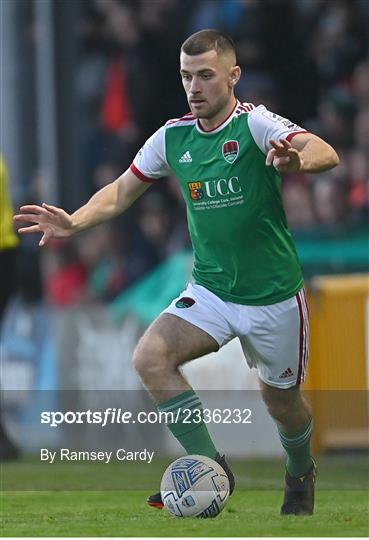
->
[175,297,195,308]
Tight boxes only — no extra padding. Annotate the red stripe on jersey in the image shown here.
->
[130,163,158,183]
[296,291,305,385]
[238,102,254,112]
[168,112,195,123]
[286,130,308,142]
[242,102,255,112]
[167,116,195,126]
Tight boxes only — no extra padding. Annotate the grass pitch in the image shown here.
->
[1,456,368,537]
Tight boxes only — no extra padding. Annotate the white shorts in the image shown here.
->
[163,283,309,389]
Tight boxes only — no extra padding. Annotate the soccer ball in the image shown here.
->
[160,454,230,518]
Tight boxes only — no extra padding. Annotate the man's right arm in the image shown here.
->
[14,168,150,247]
[70,169,150,233]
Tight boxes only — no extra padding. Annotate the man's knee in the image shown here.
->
[133,332,173,380]
[261,383,301,423]
[264,397,292,423]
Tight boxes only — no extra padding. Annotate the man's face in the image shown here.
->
[180,50,239,120]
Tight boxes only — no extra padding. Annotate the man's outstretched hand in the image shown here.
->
[14,203,73,247]
[266,139,304,173]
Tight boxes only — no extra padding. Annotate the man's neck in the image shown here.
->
[199,97,237,132]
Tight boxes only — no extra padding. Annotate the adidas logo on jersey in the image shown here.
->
[179,151,192,163]
[279,367,294,379]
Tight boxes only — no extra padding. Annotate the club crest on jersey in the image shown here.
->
[188,181,204,200]
[222,140,239,164]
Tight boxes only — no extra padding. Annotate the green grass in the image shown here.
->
[1,456,368,537]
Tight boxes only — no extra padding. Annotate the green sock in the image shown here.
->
[278,417,313,478]
[157,390,217,458]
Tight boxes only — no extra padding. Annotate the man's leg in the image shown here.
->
[260,381,312,475]
[260,380,316,515]
[134,313,218,398]
[133,313,235,507]
[133,313,219,457]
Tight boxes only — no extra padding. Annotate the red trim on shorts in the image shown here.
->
[286,130,308,142]
[302,288,310,317]
[301,289,310,381]
[296,291,305,385]
[130,163,158,183]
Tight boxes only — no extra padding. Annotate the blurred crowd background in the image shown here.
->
[3,0,369,307]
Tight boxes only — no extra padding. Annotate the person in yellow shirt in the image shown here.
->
[0,153,20,460]
[0,153,19,318]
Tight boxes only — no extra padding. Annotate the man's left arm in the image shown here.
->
[266,133,340,174]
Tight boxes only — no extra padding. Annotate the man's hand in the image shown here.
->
[13,169,151,248]
[14,203,73,247]
[266,139,303,173]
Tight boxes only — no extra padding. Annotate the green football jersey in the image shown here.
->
[131,101,307,305]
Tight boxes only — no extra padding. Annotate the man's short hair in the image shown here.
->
[181,29,236,58]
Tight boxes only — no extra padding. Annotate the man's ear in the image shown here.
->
[228,66,241,87]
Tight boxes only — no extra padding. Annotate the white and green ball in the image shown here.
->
[160,454,230,518]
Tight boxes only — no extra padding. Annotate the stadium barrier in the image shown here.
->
[305,274,369,453]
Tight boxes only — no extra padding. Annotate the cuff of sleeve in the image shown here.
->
[130,163,158,183]
[286,130,309,142]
